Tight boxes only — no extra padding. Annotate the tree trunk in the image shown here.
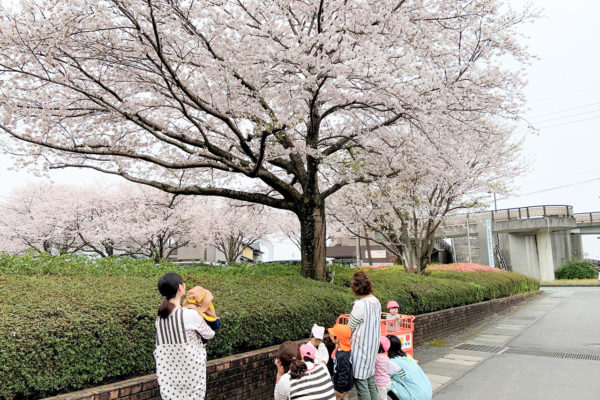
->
[400,223,415,273]
[298,203,327,281]
[364,225,373,265]
[226,239,237,264]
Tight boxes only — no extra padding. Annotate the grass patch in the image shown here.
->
[541,279,599,285]
[427,338,446,347]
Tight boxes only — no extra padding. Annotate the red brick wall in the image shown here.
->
[412,291,541,344]
[46,291,540,400]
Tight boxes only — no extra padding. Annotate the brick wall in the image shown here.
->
[46,291,540,400]
[413,291,541,344]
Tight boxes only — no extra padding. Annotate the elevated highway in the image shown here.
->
[437,205,600,281]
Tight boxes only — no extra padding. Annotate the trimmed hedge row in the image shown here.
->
[0,254,539,399]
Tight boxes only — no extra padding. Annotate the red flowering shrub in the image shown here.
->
[426,263,504,272]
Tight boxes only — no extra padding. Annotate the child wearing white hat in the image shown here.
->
[307,324,330,365]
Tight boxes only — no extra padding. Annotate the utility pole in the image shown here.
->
[466,214,472,263]
[355,220,360,266]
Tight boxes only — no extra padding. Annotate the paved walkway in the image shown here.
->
[427,287,600,399]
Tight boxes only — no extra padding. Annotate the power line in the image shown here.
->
[514,114,600,134]
[535,115,600,130]
[527,101,600,119]
[529,108,600,124]
[498,176,600,200]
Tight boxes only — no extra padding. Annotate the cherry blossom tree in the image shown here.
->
[0,0,535,279]
[273,211,301,251]
[73,189,127,257]
[272,210,344,251]
[330,125,521,273]
[112,185,194,261]
[0,183,194,260]
[0,184,87,254]
[191,199,273,264]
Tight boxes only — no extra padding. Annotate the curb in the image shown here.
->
[541,284,600,287]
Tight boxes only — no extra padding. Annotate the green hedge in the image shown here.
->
[0,254,539,399]
[554,259,598,279]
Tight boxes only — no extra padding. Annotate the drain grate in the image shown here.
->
[454,344,504,353]
[503,348,600,361]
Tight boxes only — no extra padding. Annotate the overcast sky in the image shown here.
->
[1,0,599,259]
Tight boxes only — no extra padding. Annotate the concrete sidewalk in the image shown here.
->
[346,292,545,400]
[427,287,600,399]
[347,288,600,399]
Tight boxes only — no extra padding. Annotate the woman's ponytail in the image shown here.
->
[156,273,183,318]
[289,360,308,380]
[386,334,408,359]
[157,296,176,319]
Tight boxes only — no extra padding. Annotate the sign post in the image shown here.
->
[485,219,495,268]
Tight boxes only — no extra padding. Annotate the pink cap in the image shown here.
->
[300,343,316,360]
[387,300,399,309]
[380,336,390,352]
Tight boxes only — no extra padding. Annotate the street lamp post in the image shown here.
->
[488,190,498,211]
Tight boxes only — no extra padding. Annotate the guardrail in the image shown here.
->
[441,205,574,227]
[574,212,600,224]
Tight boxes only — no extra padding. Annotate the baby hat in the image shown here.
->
[311,324,325,340]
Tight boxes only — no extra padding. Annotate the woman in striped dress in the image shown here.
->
[348,271,381,400]
[154,273,215,400]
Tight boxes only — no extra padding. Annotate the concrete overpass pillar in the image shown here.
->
[507,234,540,279]
[570,233,584,260]
[536,230,556,281]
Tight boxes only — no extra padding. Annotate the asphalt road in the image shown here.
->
[434,287,600,400]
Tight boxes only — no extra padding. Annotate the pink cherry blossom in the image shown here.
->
[0,0,537,279]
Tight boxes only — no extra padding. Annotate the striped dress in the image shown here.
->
[374,353,391,387]
[154,307,214,400]
[289,363,336,399]
[348,295,381,380]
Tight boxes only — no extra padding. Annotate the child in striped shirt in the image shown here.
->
[374,336,391,400]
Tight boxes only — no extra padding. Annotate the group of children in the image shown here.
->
[296,300,404,400]
[181,284,405,400]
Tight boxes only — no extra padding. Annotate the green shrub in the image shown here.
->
[0,255,538,399]
[554,259,597,279]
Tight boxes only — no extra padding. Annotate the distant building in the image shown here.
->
[168,242,264,264]
[326,235,395,264]
[326,234,452,265]
[240,243,264,263]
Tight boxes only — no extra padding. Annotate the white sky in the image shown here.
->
[1,0,599,259]
[498,0,600,258]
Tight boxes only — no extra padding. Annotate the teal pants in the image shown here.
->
[355,376,378,400]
